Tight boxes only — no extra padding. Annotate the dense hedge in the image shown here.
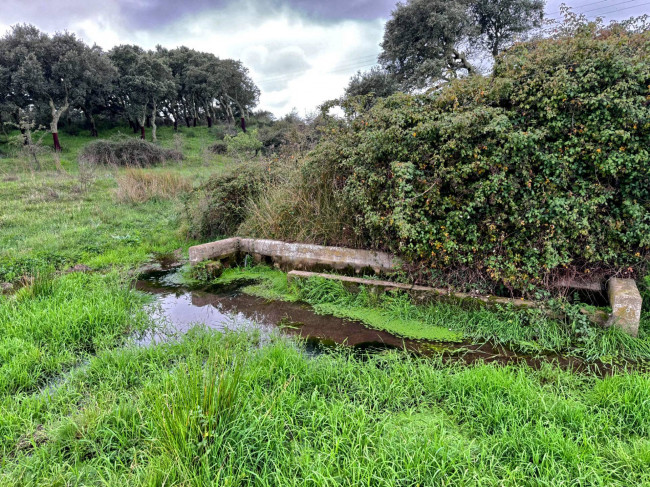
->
[309,24,650,293]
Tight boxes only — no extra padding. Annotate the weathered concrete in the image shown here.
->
[189,237,399,274]
[607,278,643,337]
[189,237,240,265]
[240,238,398,274]
[555,277,603,292]
[287,271,538,309]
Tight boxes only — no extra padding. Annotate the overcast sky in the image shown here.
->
[1,0,648,117]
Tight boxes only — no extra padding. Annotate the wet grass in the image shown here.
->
[0,271,150,395]
[2,330,650,485]
[209,266,650,362]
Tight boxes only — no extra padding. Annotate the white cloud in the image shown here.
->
[64,1,385,116]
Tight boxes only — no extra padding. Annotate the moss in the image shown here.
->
[215,266,298,302]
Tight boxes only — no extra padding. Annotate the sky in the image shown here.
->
[0,0,648,117]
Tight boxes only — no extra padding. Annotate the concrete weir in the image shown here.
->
[189,237,399,274]
[188,238,644,336]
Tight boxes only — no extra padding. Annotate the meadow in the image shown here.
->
[1,127,650,486]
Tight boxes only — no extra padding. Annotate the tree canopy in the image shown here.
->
[0,25,260,147]
[378,0,545,90]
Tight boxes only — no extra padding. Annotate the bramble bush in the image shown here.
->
[305,19,650,294]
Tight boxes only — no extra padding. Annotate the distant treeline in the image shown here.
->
[0,25,259,148]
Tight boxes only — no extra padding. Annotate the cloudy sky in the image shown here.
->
[1,0,648,116]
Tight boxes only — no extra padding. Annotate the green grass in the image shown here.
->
[2,330,650,485]
[206,266,650,361]
[2,124,650,485]
[0,271,150,396]
[0,126,228,281]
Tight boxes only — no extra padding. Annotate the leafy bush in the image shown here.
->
[224,129,262,158]
[305,21,650,294]
[79,137,182,167]
[184,162,270,240]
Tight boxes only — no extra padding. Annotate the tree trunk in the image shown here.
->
[49,98,69,152]
[52,132,62,152]
[185,117,191,128]
[193,117,197,127]
[207,116,212,128]
[173,118,178,131]
[240,117,247,133]
[84,108,98,137]
[151,101,157,142]
[145,115,151,128]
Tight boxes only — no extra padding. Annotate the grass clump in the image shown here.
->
[0,271,149,395]
[238,158,360,248]
[115,169,192,203]
[79,137,182,167]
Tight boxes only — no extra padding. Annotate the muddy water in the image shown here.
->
[135,270,614,375]
[135,271,419,353]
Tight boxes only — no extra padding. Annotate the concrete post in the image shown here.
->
[607,278,643,337]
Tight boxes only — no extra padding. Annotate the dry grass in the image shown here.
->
[115,169,192,204]
[238,158,360,247]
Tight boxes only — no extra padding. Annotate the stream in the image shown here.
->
[135,268,614,375]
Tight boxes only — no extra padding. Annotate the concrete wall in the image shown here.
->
[189,237,399,274]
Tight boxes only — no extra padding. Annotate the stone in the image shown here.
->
[606,278,643,337]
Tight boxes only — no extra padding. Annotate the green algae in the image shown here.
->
[210,266,462,342]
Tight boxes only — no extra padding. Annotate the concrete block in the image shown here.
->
[241,239,398,274]
[188,237,240,265]
[189,237,400,274]
[607,278,642,337]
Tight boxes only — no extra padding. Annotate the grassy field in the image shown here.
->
[1,126,650,485]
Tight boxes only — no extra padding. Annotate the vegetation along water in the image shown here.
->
[1,4,650,486]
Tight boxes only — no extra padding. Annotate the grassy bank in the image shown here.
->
[0,126,225,281]
[206,266,650,362]
[2,330,650,485]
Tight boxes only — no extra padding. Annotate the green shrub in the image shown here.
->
[224,129,262,158]
[184,162,270,240]
[306,22,650,294]
[78,137,182,167]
